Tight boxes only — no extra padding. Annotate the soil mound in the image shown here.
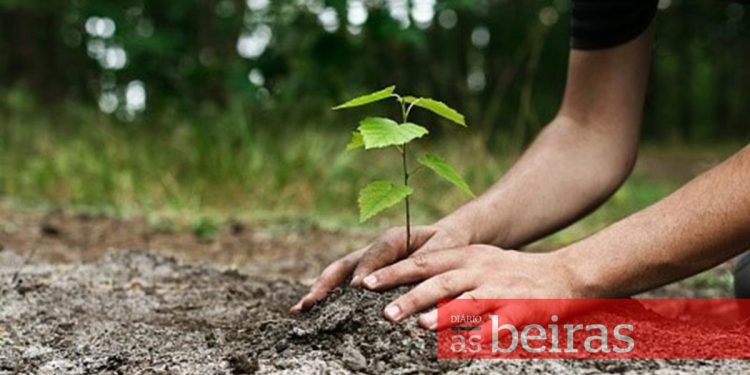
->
[1,251,748,374]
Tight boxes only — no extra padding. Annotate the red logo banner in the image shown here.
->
[437,299,750,359]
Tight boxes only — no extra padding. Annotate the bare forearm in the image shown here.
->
[437,24,654,248]
[561,145,750,297]
[438,116,635,247]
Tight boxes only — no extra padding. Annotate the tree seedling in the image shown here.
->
[333,85,475,250]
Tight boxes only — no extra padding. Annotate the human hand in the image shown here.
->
[290,223,470,314]
[358,244,584,330]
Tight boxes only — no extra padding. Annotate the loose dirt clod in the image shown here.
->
[1,251,748,374]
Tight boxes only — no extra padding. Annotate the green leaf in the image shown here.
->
[418,153,475,198]
[358,180,413,222]
[403,96,467,127]
[332,86,396,110]
[346,131,364,151]
[358,117,428,149]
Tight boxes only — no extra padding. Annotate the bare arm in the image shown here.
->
[439,23,654,248]
[562,145,750,297]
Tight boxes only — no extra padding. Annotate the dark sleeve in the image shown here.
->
[571,0,658,50]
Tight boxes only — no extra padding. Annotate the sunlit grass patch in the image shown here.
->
[0,105,734,245]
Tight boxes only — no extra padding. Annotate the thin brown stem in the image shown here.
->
[399,98,412,252]
[402,144,411,252]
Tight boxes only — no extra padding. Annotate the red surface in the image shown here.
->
[437,298,750,359]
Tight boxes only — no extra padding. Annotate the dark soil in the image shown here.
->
[0,207,745,373]
[2,251,749,374]
[0,206,370,280]
[0,207,734,298]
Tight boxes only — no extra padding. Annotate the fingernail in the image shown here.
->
[289,303,302,314]
[350,275,361,286]
[419,311,437,330]
[384,304,402,321]
[362,275,377,289]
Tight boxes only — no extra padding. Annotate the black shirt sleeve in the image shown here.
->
[571,0,658,50]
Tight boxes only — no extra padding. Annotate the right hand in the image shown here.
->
[289,223,469,314]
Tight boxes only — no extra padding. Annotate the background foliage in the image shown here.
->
[0,0,748,233]
[2,0,749,139]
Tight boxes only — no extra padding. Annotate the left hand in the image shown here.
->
[359,244,585,330]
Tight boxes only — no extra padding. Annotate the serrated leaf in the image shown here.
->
[332,86,396,110]
[403,96,467,127]
[418,153,475,198]
[358,180,413,222]
[346,131,364,151]
[358,117,428,149]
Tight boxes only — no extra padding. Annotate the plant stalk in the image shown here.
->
[402,144,411,252]
[399,98,412,252]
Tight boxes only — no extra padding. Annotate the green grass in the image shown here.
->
[0,100,508,226]
[0,99,736,247]
[534,177,678,249]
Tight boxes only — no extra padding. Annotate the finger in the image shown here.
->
[476,302,543,347]
[419,309,439,330]
[362,248,467,291]
[290,249,364,314]
[419,291,493,331]
[383,270,475,322]
[351,226,435,285]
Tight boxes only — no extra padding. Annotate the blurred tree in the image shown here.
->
[0,0,748,142]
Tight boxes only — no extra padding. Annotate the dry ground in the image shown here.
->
[0,208,745,374]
